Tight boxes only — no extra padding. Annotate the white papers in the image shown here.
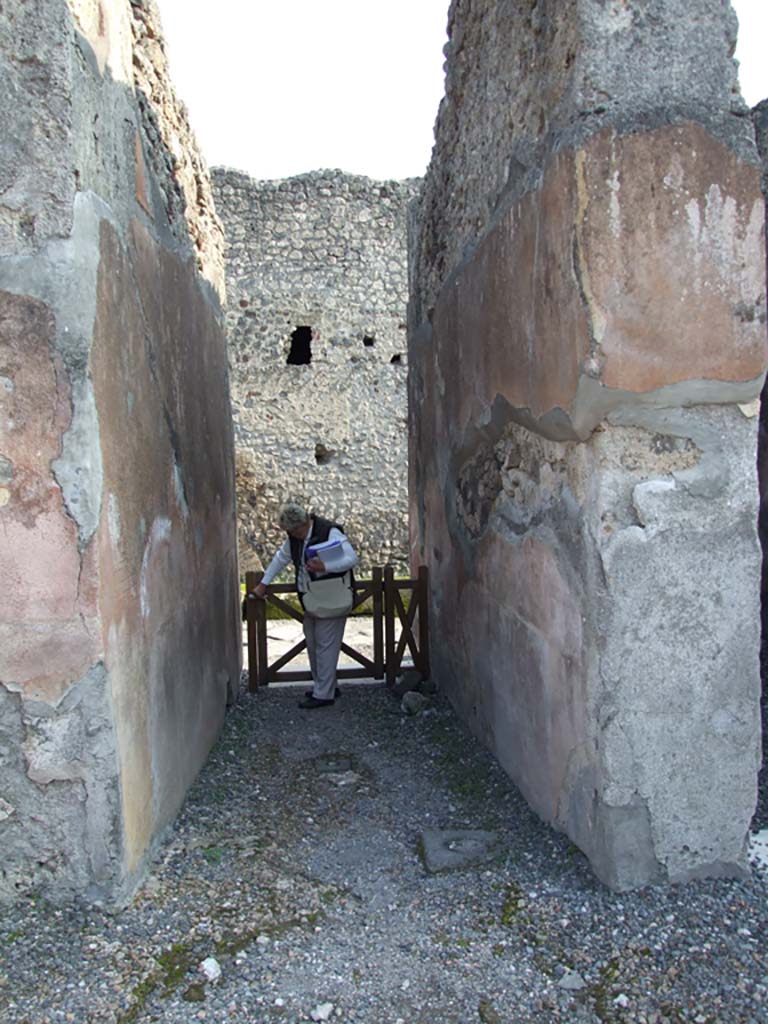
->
[306,538,347,571]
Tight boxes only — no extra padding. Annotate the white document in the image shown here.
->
[306,538,347,571]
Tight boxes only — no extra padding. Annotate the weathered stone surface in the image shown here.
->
[410,0,765,890]
[0,0,239,904]
[212,168,418,574]
[430,124,765,442]
[1,662,121,900]
[0,0,75,255]
[0,291,101,704]
[92,217,239,875]
[412,0,752,323]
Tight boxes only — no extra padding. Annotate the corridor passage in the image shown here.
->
[3,684,768,1023]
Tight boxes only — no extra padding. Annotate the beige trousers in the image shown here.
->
[303,614,347,700]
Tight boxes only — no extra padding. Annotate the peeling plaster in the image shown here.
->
[0,192,112,548]
[51,375,103,547]
[139,516,172,619]
[107,492,121,547]
[2,662,121,901]
[738,399,760,418]
[574,148,608,352]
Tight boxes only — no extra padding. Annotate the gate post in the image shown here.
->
[255,574,269,688]
[372,566,384,679]
[384,564,396,688]
[245,571,259,693]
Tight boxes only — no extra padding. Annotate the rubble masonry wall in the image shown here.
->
[211,168,418,575]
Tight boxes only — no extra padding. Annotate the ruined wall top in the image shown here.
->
[414,0,754,320]
[67,0,226,296]
[213,167,419,300]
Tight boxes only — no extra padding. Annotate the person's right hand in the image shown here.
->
[253,582,268,599]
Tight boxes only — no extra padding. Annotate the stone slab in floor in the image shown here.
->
[419,828,503,873]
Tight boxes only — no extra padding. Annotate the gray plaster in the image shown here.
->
[572,373,767,442]
[52,376,103,548]
[486,373,767,445]
[592,409,761,882]
[0,664,121,903]
[0,192,111,547]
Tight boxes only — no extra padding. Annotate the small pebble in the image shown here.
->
[311,1003,334,1022]
[199,957,222,983]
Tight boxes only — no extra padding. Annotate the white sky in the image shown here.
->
[156,0,768,182]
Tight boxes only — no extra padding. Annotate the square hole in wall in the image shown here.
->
[287,326,313,364]
[315,443,335,465]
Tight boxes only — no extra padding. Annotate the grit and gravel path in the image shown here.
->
[2,680,768,1024]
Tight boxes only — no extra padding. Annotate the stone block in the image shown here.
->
[419,829,503,873]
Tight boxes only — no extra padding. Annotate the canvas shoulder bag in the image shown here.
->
[302,570,354,619]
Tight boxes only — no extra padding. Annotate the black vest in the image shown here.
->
[289,516,348,591]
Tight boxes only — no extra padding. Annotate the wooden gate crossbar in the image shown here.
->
[244,565,429,693]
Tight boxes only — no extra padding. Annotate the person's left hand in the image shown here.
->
[306,557,326,573]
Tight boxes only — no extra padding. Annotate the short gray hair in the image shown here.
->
[278,501,309,532]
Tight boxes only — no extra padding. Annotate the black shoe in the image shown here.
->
[298,696,335,709]
[304,687,341,699]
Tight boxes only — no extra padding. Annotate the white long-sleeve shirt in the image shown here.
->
[261,522,357,593]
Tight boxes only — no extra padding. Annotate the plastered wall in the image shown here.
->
[409,0,767,889]
[0,0,240,903]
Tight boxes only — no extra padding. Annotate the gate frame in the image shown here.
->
[244,566,429,693]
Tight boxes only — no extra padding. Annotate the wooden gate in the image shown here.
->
[244,566,429,693]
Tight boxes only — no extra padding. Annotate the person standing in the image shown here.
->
[252,502,357,708]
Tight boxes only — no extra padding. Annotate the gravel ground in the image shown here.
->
[2,681,768,1024]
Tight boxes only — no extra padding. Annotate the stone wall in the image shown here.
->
[409,0,767,890]
[212,168,418,575]
[0,0,240,903]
